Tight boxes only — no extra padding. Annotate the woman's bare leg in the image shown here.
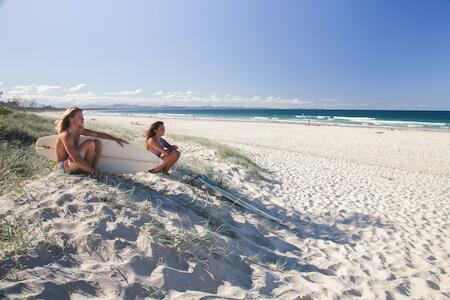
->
[93,139,102,169]
[162,151,180,173]
[150,151,180,173]
[150,157,170,173]
[66,139,97,174]
[78,139,96,165]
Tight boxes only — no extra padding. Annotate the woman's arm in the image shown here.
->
[147,138,169,156]
[161,138,178,151]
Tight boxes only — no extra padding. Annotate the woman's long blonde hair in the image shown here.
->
[55,107,82,133]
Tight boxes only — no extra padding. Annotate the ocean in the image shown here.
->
[90,108,450,130]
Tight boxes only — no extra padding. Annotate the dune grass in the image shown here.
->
[0,213,49,258]
[0,107,55,145]
[0,107,55,194]
[169,134,263,177]
[143,218,227,262]
[173,158,225,188]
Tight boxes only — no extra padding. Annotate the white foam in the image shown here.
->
[333,116,377,122]
[155,113,194,118]
[295,115,330,120]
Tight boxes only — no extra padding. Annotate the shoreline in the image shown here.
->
[37,109,450,133]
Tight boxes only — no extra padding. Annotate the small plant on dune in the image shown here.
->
[215,145,262,177]
[256,218,280,236]
[247,254,289,272]
[143,218,227,262]
[248,252,264,265]
[173,159,225,188]
[271,258,289,272]
[181,198,238,239]
[169,134,263,177]
[0,213,48,258]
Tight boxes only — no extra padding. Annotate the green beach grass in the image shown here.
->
[0,106,58,257]
[169,134,263,177]
[0,106,55,194]
[0,109,260,277]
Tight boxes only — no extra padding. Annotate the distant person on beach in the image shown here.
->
[145,121,180,174]
[55,107,128,176]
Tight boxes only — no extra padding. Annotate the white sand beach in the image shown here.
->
[1,111,449,299]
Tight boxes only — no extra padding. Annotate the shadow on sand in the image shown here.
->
[94,172,388,294]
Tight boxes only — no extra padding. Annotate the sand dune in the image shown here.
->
[1,112,449,299]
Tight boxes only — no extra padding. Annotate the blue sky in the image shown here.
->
[1,0,449,109]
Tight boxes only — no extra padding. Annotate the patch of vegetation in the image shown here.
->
[169,135,214,148]
[143,219,227,262]
[0,107,12,116]
[0,213,48,258]
[216,145,262,177]
[180,198,238,239]
[0,107,55,145]
[169,134,263,177]
[0,107,55,194]
[173,159,224,188]
[248,252,289,272]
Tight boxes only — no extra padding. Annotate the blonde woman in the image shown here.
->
[55,107,127,176]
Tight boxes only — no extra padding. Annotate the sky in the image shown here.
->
[1,0,449,109]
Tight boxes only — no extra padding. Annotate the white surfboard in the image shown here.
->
[198,177,283,223]
[35,135,163,174]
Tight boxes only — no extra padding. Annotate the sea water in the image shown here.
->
[90,108,450,130]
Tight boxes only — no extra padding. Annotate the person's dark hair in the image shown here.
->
[145,121,164,140]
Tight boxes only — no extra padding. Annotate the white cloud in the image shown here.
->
[66,83,87,93]
[0,82,3,85]
[145,91,318,108]
[105,89,143,96]
[36,85,60,94]
[9,83,428,109]
[153,91,201,100]
[9,85,60,95]
[3,84,328,108]
[64,92,97,98]
[8,86,33,95]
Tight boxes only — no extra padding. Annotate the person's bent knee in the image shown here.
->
[84,139,94,147]
[79,139,95,152]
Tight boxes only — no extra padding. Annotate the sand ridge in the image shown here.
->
[0,112,448,299]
